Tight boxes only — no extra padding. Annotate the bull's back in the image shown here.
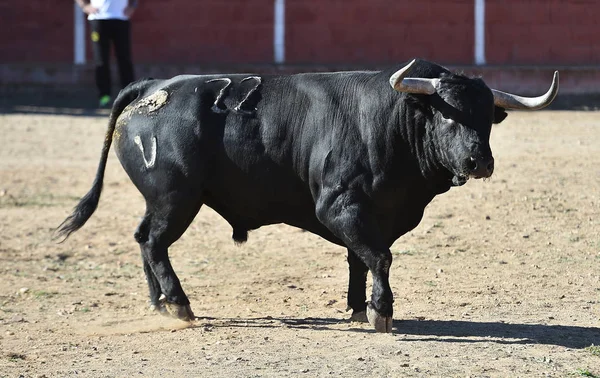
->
[113,74,335,238]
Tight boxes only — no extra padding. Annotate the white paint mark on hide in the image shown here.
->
[206,78,232,113]
[134,135,157,169]
[234,76,262,113]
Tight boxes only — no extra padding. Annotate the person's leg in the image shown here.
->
[90,20,112,104]
[112,20,135,89]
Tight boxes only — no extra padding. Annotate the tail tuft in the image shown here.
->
[55,79,145,243]
[54,179,102,242]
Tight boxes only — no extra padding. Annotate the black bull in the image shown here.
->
[58,59,558,332]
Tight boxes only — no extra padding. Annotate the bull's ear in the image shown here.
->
[493,106,508,124]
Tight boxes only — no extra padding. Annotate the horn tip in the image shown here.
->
[389,58,418,89]
[406,59,417,70]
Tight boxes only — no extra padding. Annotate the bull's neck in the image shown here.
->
[392,99,451,186]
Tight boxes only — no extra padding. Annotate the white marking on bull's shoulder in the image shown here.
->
[240,76,262,84]
[234,76,262,113]
[134,135,157,169]
[206,78,232,113]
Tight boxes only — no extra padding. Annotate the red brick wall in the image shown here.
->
[0,0,597,66]
[0,2,74,63]
[485,0,600,65]
[285,0,474,64]
[129,0,274,64]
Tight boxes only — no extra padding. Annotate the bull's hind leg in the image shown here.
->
[134,194,203,321]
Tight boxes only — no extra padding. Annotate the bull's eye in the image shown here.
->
[441,115,454,125]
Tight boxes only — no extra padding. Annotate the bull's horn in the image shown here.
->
[492,71,559,110]
[389,59,440,95]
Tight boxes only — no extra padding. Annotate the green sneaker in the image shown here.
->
[99,95,112,107]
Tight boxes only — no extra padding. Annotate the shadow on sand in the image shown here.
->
[1,105,110,118]
[190,316,600,349]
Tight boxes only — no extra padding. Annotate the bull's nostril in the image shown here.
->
[467,157,493,177]
[467,157,477,171]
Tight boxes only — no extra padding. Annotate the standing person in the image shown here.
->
[75,0,138,107]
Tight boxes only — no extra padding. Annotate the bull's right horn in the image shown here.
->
[492,71,559,110]
[389,59,440,95]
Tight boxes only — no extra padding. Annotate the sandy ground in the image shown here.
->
[0,110,599,377]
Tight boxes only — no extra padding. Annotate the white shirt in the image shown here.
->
[88,0,129,21]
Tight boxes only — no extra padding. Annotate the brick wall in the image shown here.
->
[0,0,597,65]
[126,0,274,63]
[485,0,600,65]
[0,2,74,63]
[285,0,474,64]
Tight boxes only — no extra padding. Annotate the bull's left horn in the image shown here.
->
[492,71,559,110]
[389,59,440,95]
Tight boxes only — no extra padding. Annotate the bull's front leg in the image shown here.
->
[317,195,394,333]
[347,249,369,322]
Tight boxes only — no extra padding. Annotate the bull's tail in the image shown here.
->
[55,81,145,241]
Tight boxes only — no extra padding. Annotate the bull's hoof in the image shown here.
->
[349,310,368,323]
[149,302,168,315]
[366,304,393,333]
[164,302,195,322]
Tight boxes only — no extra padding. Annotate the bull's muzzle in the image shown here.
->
[467,156,494,178]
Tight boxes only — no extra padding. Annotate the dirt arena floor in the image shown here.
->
[0,110,599,377]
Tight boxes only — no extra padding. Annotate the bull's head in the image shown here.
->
[389,59,559,186]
